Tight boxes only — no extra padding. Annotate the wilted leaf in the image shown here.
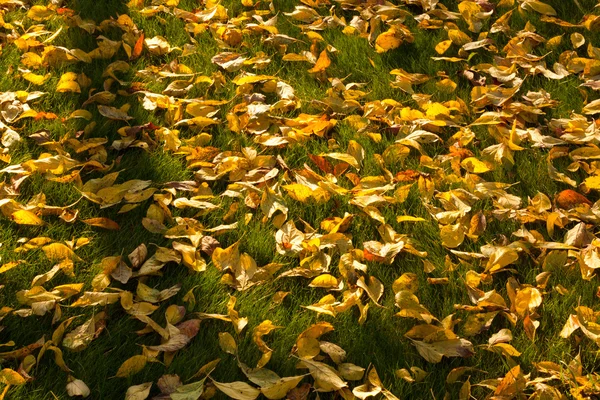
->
[261,375,306,399]
[300,359,347,392]
[66,378,90,398]
[125,382,152,400]
[211,379,260,400]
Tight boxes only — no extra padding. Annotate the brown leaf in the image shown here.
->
[81,217,120,230]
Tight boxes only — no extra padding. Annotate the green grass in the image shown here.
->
[2,0,600,398]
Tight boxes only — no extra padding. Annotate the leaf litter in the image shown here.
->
[2,0,600,398]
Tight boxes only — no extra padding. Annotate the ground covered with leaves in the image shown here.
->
[4,0,600,398]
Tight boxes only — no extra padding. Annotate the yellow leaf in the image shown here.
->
[508,119,524,151]
[305,32,324,42]
[458,1,483,32]
[283,184,330,203]
[297,322,334,341]
[357,276,384,304]
[514,287,542,317]
[375,29,403,53]
[212,241,240,271]
[521,0,556,15]
[339,363,365,381]
[173,241,206,272]
[21,52,43,68]
[22,72,51,85]
[227,295,248,334]
[446,367,478,384]
[70,291,118,307]
[347,140,365,166]
[116,355,147,378]
[485,247,519,273]
[0,368,26,385]
[42,243,81,262]
[435,40,452,55]
[571,32,585,49]
[56,72,81,93]
[309,274,340,289]
[68,110,93,120]
[218,332,238,355]
[440,224,465,248]
[283,53,311,62]
[11,210,44,226]
[261,376,306,400]
[232,75,278,85]
[211,380,260,400]
[448,29,471,46]
[583,175,600,190]
[296,336,321,359]
[546,35,562,49]
[492,343,521,357]
[323,152,360,169]
[459,379,471,400]
[423,102,450,117]
[0,261,22,274]
[27,5,54,21]
[282,184,315,203]
[436,78,457,93]
[461,157,493,173]
[393,273,419,294]
[301,359,347,392]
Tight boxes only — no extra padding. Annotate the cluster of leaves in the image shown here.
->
[4,0,600,398]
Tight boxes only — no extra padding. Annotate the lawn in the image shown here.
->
[1,0,600,398]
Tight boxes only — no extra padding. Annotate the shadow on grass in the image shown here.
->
[65,0,129,22]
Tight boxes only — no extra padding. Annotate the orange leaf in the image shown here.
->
[555,189,592,209]
[308,154,333,174]
[132,33,145,60]
[333,162,349,177]
[308,50,330,73]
